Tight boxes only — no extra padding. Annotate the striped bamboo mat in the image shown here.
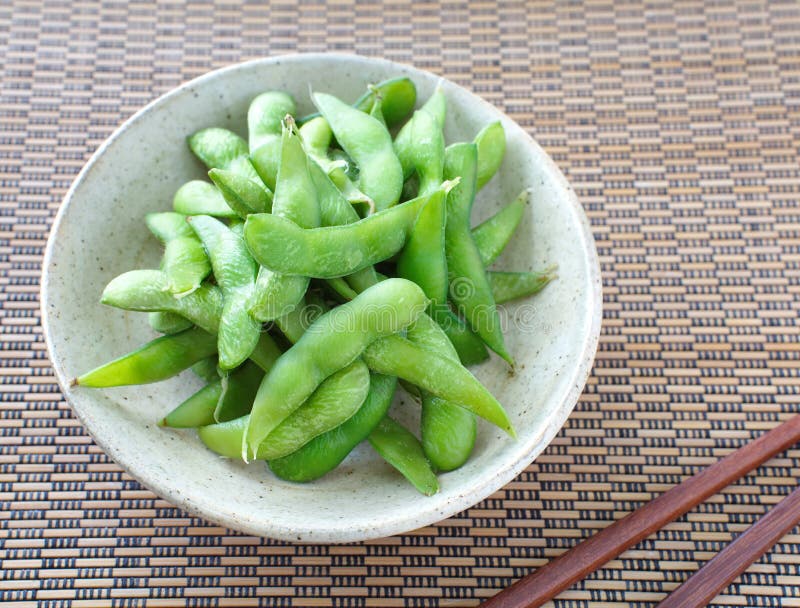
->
[2,1,800,605]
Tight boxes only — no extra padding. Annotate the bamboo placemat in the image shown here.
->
[2,1,800,605]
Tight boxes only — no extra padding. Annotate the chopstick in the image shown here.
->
[656,483,800,608]
[481,414,800,608]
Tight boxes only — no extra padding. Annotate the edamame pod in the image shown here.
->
[273,291,327,345]
[173,180,237,218]
[300,117,372,207]
[250,120,320,322]
[189,127,265,187]
[201,360,370,460]
[161,237,212,297]
[474,121,506,191]
[215,360,264,422]
[397,189,448,307]
[191,356,220,382]
[368,417,439,496]
[102,270,223,334]
[406,314,476,472]
[248,92,296,151]
[313,92,403,210]
[307,161,380,292]
[100,269,281,373]
[75,327,217,387]
[368,91,388,127]
[247,91,296,190]
[160,381,222,428]
[393,87,446,193]
[208,168,272,218]
[444,143,512,364]
[309,160,360,226]
[433,309,489,366]
[355,77,416,126]
[489,270,555,305]
[325,277,358,301]
[362,334,514,436]
[188,215,260,370]
[268,373,397,482]
[146,212,212,297]
[189,128,248,170]
[148,311,193,335]
[244,278,428,458]
[471,190,528,266]
[145,211,194,241]
[420,85,446,129]
[299,77,417,128]
[244,187,443,279]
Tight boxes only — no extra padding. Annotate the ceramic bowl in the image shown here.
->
[41,54,602,543]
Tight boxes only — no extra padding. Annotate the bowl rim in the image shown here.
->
[41,52,603,542]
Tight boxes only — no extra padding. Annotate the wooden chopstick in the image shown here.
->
[481,414,800,608]
[656,483,800,608]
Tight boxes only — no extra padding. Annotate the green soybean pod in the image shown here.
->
[313,92,403,211]
[368,92,388,127]
[244,187,437,279]
[200,360,370,460]
[249,92,296,151]
[294,118,360,202]
[362,334,514,436]
[146,212,211,297]
[325,277,359,302]
[368,417,439,496]
[187,215,260,370]
[268,373,398,482]
[101,270,223,335]
[444,142,512,364]
[145,211,193,241]
[208,168,272,218]
[396,189,448,308]
[99,270,282,374]
[393,87,446,189]
[471,190,528,267]
[310,158,361,227]
[433,309,489,366]
[365,272,487,367]
[299,117,336,171]
[159,381,222,428]
[247,91,296,190]
[419,85,446,129]
[161,237,212,297]
[354,77,417,127]
[308,160,380,292]
[489,270,555,305]
[407,314,476,472]
[173,180,237,218]
[189,127,266,188]
[148,311,193,335]
[189,128,248,170]
[299,117,373,208]
[244,278,428,458]
[215,360,264,422]
[474,121,506,191]
[191,356,220,383]
[299,77,417,128]
[250,120,320,323]
[75,328,217,388]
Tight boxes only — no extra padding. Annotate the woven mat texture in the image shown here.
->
[2,0,800,606]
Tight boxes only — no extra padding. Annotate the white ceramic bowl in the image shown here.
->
[41,54,601,543]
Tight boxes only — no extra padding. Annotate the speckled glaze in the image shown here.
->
[41,54,602,543]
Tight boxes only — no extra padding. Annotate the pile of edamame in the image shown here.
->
[76,77,555,495]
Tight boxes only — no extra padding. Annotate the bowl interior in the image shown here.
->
[42,54,601,542]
